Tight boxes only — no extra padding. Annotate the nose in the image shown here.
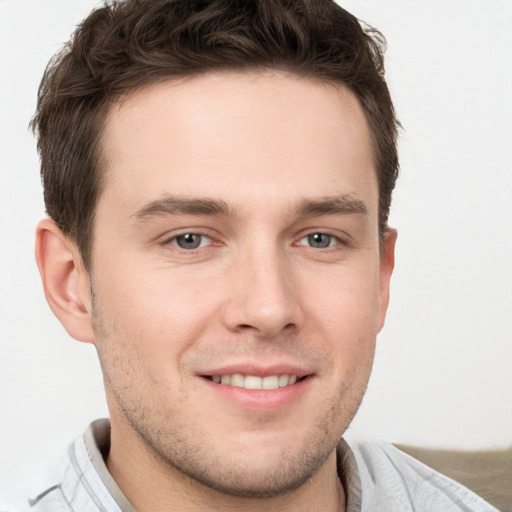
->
[221,246,304,338]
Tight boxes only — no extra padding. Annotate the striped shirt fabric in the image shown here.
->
[20,419,499,512]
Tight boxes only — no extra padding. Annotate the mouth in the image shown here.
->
[199,367,313,411]
[203,374,308,390]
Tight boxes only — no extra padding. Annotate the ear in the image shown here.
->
[376,228,397,332]
[35,218,95,344]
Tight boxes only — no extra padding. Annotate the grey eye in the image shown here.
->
[307,233,333,248]
[175,233,204,249]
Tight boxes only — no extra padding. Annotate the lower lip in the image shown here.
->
[199,376,313,411]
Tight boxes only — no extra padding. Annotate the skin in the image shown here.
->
[36,71,396,512]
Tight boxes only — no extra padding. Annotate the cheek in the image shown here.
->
[303,262,381,330]
[302,265,380,374]
[92,263,219,371]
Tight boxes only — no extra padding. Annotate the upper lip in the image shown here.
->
[197,362,313,378]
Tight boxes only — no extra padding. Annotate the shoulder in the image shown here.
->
[24,447,77,512]
[22,420,128,512]
[27,487,69,512]
[3,458,72,512]
[346,439,500,512]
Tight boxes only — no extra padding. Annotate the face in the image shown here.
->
[88,72,395,497]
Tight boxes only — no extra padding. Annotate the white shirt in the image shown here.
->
[20,419,499,512]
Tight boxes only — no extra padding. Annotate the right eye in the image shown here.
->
[296,232,341,249]
[304,233,337,248]
[172,233,212,250]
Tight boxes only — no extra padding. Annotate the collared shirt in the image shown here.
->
[24,419,498,511]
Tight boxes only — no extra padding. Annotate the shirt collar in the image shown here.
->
[84,419,362,512]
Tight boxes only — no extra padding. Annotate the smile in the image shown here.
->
[206,374,303,390]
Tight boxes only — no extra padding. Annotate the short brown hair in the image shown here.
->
[31,0,399,270]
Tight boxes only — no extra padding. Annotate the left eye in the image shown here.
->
[299,233,338,249]
[172,233,211,250]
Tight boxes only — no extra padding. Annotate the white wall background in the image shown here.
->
[1,0,511,505]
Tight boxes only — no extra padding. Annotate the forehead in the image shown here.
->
[99,71,377,216]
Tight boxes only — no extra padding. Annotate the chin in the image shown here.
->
[168,443,336,499]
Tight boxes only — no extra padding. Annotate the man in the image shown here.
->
[25,0,497,510]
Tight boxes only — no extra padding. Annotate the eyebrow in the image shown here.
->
[131,193,367,224]
[294,195,368,217]
[131,195,234,223]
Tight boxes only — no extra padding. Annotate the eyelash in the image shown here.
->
[159,229,219,253]
[160,230,348,253]
[294,231,350,252]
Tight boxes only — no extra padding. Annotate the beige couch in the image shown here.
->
[396,445,512,511]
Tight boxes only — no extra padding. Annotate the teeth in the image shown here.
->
[278,375,289,387]
[230,373,244,387]
[244,375,262,389]
[262,375,279,390]
[211,374,300,390]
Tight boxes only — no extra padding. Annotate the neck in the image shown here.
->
[106,419,345,512]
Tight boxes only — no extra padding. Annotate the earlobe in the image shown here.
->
[35,219,95,344]
[377,228,397,332]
